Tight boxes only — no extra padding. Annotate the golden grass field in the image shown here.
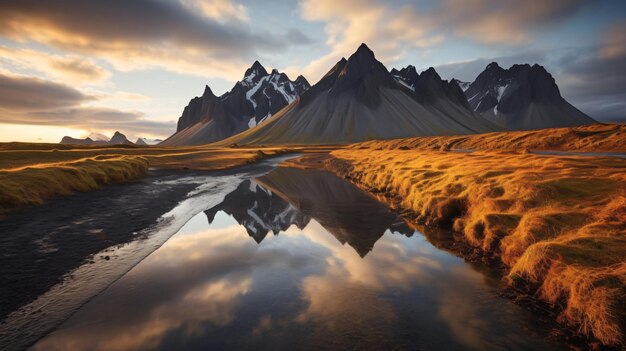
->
[0,143,296,214]
[1,124,624,346]
[357,123,626,153]
[282,125,626,346]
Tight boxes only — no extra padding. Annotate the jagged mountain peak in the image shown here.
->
[342,43,381,75]
[295,75,309,85]
[219,43,497,145]
[420,67,442,81]
[391,65,419,83]
[485,61,502,71]
[392,65,466,106]
[464,62,595,130]
[452,79,471,92]
[325,43,397,107]
[162,61,311,146]
[353,43,376,59]
[393,65,417,74]
[202,85,216,98]
[244,60,268,78]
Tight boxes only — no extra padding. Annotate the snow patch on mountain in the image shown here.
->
[496,84,509,102]
[456,81,471,92]
[393,76,415,91]
[162,62,311,146]
[462,62,596,129]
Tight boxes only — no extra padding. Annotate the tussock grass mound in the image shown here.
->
[0,156,149,213]
[321,147,625,346]
[0,144,300,214]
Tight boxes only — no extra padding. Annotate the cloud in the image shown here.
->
[1,107,176,138]
[600,20,626,59]
[0,46,110,83]
[437,0,588,44]
[430,26,626,123]
[181,0,249,22]
[0,72,175,137]
[0,72,91,110]
[0,0,308,80]
[294,0,588,82]
[556,49,626,122]
[12,108,175,137]
[295,0,437,81]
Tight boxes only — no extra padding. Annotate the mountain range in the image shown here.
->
[168,43,594,146]
[460,62,595,130]
[60,132,161,146]
[160,62,310,146]
[214,44,498,145]
[61,44,597,147]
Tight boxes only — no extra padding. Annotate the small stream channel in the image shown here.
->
[0,156,573,350]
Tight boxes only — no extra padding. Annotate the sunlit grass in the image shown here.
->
[0,156,149,213]
[0,143,296,214]
[355,123,626,153]
[313,143,625,345]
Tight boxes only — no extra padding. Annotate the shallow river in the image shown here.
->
[2,158,569,350]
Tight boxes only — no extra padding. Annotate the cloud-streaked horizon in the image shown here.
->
[0,0,624,142]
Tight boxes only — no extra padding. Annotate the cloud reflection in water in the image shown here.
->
[34,169,563,351]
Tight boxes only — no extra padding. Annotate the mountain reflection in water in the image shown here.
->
[206,167,413,256]
[33,168,565,351]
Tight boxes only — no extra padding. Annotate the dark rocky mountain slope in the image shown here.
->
[463,62,596,130]
[161,62,310,146]
[220,44,497,145]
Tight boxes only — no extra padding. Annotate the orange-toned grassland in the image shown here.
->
[0,143,295,214]
[357,123,626,153]
[285,127,626,346]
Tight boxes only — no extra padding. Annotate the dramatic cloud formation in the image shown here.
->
[22,108,176,137]
[0,0,308,79]
[0,73,91,110]
[295,0,438,81]
[182,0,249,22]
[431,21,626,123]
[600,20,626,59]
[558,22,626,122]
[0,73,175,137]
[295,0,589,81]
[437,0,588,44]
[0,46,110,83]
[0,0,623,141]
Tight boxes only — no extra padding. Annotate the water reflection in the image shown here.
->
[204,167,413,257]
[33,168,564,351]
[204,180,310,243]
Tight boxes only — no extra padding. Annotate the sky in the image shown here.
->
[0,0,624,142]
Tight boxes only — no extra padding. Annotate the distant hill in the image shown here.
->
[60,131,135,145]
[135,138,162,146]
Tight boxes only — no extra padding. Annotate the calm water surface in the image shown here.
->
[32,168,566,351]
